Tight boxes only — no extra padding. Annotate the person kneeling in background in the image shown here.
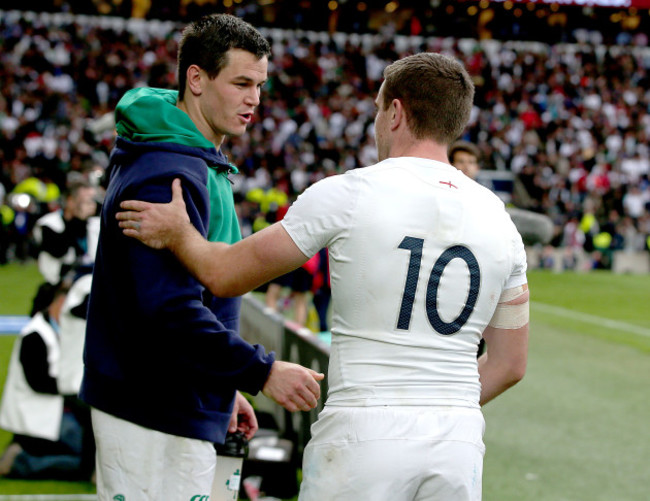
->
[0,277,92,481]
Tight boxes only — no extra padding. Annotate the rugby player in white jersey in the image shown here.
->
[117,52,529,501]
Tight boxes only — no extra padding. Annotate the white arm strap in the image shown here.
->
[488,285,529,329]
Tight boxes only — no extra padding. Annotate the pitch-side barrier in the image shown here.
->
[240,294,330,455]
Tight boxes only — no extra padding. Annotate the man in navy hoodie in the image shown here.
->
[80,14,323,500]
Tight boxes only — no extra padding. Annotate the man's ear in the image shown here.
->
[186,65,203,97]
[390,98,403,131]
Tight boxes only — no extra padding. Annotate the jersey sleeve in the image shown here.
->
[281,173,357,257]
[504,215,528,290]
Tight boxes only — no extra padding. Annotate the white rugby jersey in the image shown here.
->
[282,157,527,409]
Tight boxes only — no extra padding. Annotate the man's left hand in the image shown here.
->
[229,391,258,440]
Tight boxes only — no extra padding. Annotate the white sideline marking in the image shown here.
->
[0,497,96,501]
[532,302,650,338]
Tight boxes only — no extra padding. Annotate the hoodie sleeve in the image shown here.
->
[108,165,274,396]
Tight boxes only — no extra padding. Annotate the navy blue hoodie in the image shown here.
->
[80,88,274,444]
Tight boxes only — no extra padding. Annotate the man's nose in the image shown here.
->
[245,87,261,106]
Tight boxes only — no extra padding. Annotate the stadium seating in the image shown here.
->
[0,7,648,272]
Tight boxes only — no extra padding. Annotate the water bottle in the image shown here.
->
[211,431,249,501]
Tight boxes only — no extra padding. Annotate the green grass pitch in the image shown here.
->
[0,262,648,500]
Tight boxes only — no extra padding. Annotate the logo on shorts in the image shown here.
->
[190,495,209,501]
[113,496,125,501]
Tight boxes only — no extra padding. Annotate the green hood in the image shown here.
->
[115,87,241,245]
[115,87,214,149]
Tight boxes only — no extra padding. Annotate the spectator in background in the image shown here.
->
[265,250,319,328]
[58,266,94,399]
[256,187,317,328]
[449,139,481,180]
[57,265,96,483]
[30,181,99,314]
[3,177,47,263]
[623,185,648,222]
[0,278,91,481]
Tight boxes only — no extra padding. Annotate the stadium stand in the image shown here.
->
[1,3,649,275]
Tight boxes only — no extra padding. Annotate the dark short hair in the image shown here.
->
[449,140,481,163]
[177,14,271,101]
[381,52,475,145]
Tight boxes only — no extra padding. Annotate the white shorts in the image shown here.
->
[91,408,216,501]
[299,406,485,501]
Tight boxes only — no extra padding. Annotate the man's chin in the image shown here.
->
[227,126,249,137]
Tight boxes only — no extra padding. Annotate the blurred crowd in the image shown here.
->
[12,0,650,45]
[1,8,649,277]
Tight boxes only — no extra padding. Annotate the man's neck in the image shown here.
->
[388,136,450,164]
[48,296,65,325]
[176,99,224,151]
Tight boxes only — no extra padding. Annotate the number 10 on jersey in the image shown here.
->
[396,237,480,335]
